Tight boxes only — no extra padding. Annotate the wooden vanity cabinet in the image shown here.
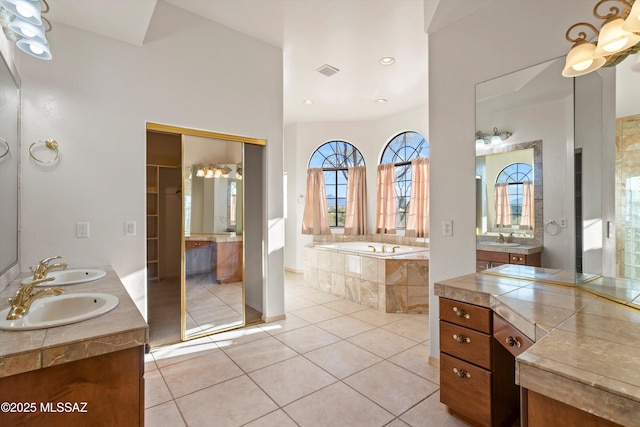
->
[439,298,520,427]
[476,250,541,271]
[212,241,243,283]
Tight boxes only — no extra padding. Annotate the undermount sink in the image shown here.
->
[0,293,119,331]
[481,242,521,247]
[21,269,107,286]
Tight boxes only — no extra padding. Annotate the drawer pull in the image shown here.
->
[512,256,523,261]
[453,367,471,379]
[452,306,470,319]
[452,334,471,344]
[506,336,522,348]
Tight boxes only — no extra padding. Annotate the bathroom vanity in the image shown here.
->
[185,234,243,283]
[476,243,542,271]
[0,268,148,426]
[436,267,640,427]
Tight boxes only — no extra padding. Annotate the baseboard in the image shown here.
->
[285,267,303,274]
[263,314,286,323]
[428,355,440,368]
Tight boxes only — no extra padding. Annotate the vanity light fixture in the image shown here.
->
[0,0,52,60]
[379,57,395,65]
[475,127,512,145]
[562,0,640,77]
[195,164,205,177]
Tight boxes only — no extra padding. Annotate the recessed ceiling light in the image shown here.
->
[375,98,387,104]
[303,99,313,105]
[379,57,395,65]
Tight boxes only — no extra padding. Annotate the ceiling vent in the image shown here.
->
[316,64,340,77]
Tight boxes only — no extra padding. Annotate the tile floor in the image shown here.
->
[144,272,467,427]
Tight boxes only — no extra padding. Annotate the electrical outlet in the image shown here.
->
[125,221,136,236]
[559,218,567,228]
[76,221,90,238]
[443,220,453,237]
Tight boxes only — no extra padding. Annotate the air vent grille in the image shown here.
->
[316,64,340,77]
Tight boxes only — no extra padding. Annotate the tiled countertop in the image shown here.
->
[435,267,640,426]
[0,267,148,378]
[186,233,242,243]
[476,242,543,255]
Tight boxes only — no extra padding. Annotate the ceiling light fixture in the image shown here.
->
[375,98,387,104]
[379,57,395,65]
[475,127,512,145]
[0,0,52,60]
[303,99,313,105]
[562,0,640,77]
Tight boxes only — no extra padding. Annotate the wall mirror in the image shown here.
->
[0,53,19,277]
[475,57,573,269]
[146,123,265,347]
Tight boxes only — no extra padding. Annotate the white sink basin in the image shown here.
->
[480,242,520,247]
[21,269,106,286]
[0,293,119,330]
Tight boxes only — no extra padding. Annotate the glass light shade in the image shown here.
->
[0,0,42,25]
[622,0,640,33]
[562,41,606,77]
[204,168,214,179]
[195,166,205,177]
[490,135,502,145]
[593,18,640,57]
[8,17,46,42]
[16,36,51,60]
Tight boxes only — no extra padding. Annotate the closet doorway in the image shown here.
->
[146,123,266,348]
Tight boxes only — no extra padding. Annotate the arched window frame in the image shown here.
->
[380,131,429,229]
[308,140,365,228]
[496,162,533,226]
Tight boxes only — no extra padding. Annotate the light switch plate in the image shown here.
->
[443,220,453,236]
[125,221,136,236]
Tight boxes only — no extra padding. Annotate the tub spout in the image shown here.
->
[367,245,377,253]
[391,246,400,253]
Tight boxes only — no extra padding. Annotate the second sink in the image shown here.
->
[21,269,107,286]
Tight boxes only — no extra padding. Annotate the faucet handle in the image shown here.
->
[39,255,63,267]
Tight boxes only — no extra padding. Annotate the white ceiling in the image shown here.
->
[45,0,429,125]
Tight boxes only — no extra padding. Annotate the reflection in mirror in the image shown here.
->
[183,136,245,340]
[0,54,19,277]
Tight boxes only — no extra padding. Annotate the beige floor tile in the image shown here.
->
[259,312,310,336]
[305,340,382,379]
[349,308,409,326]
[285,295,318,311]
[151,337,218,368]
[275,324,342,353]
[301,291,343,304]
[400,391,469,427]
[388,343,439,384]
[144,368,173,409]
[285,285,318,297]
[223,336,298,372]
[284,381,394,427]
[249,355,337,406]
[144,353,158,372]
[161,350,244,398]
[290,305,343,323]
[176,375,277,427]
[144,400,186,427]
[348,328,418,359]
[316,315,376,338]
[210,324,270,349]
[323,298,369,314]
[383,316,430,343]
[344,361,439,416]
[385,419,411,426]
[243,409,299,427]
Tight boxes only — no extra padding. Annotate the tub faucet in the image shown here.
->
[6,277,64,320]
[381,244,387,253]
[391,246,400,253]
[30,255,68,280]
[367,245,377,253]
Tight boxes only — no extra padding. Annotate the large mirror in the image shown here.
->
[0,53,19,277]
[475,57,573,270]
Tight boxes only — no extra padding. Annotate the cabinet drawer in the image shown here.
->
[440,353,492,427]
[440,321,491,370]
[493,313,534,357]
[508,253,526,265]
[185,241,209,249]
[440,298,492,333]
[477,250,509,263]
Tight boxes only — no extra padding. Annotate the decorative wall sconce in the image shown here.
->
[475,127,512,145]
[0,0,52,60]
[562,0,640,77]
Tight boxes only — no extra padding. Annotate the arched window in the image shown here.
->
[380,131,429,229]
[496,163,533,225]
[309,140,365,227]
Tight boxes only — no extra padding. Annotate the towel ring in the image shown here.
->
[545,220,560,236]
[0,137,9,159]
[29,139,59,164]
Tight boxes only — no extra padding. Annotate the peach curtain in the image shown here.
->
[301,168,330,235]
[520,181,534,229]
[494,183,512,227]
[406,157,430,237]
[344,166,367,235]
[376,163,396,234]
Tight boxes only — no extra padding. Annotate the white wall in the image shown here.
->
[18,1,284,319]
[284,104,428,271]
[426,0,596,359]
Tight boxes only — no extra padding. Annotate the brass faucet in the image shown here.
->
[497,233,505,243]
[381,244,387,253]
[6,277,64,320]
[391,245,400,253]
[367,245,377,253]
[496,233,514,244]
[30,255,68,280]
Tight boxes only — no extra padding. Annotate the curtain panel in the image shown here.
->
[344,166,367,235]
[494,182,512,227]
[520,181,534,229]
[301,168,330,235]
[376,163,396,234]
[405,157,430,237]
